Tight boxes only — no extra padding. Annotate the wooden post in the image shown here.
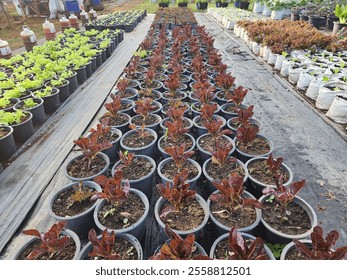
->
[0,0,13,28]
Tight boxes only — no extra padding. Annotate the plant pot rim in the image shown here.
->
[154,193,209,236]
[196,133,236,157]
[193,114,226,129]
[235,133,274,158]
[209,231,276,260]
[157,132,195,156]
[280,239,311,260]
[13,97,44,111]
[207,189,261,233]
[202,157,249,183]
[48,181,102,221]
[94,188,149,234]
[245,156,294,188]
[0,125,14,140]
[77,232,143,260]
[130,113,162,129]
[157,157,202,184]
[259,194,318,240]
[227,116,262,131]
[159,116,193,131]
[64,152,110,182]
[111,154,157,183]
[120,127,158,151]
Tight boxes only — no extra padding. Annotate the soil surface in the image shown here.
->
[236,137,271,156]
[16,238,76,260]
[82,238,138,260]
[206,159,245,180]
[283,246,309,260]
[118,89,137,99]
[262,201,311,235]
[97,192,145,230]
[210,201,257,229]
[122,132,155,148]
[0,129,10,138]
[51,185,96,217]
[103,113,129,127]
[131,114,159,126]
[138,90,161,100]
[0,99,17,110]
[160,199,205,231]
[198,134,231,152]
[248,159,289,185]
[159,134,194,151]
[120,102,133,111]
[100,130,120,143]
[161,160,199,181]
[121,157,153,180]
[66,155,106,178]
[161,118,191,131]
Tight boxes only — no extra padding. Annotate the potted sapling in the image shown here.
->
[48,181,102,237]
[202,141,248,196]
[154,170,209,240]
[210,226,275,260]
[92,169,149,241]
[120,124,158,157]
[259,176,318,244]
[14,221,81,260]
[64,130,112,182]
[102,94,131,133]
[157,143,202,190]
[13,97,46,125]
[111,151,156,198]
[220,86,249,120]
[159,104,192,134]
[32,86,60,113]
[207,172,263,236]
[130,97,162,132]
[78,228,143,260]
[280,226,347,260]
[196,117,234,164]
[227,105,262,135]
[215,72,236,105]
[150,224,210,260]
[113,78,138,100]
[246,154,294,198]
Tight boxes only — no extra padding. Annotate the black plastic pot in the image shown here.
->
[333,21,347,35]
[326,15,338,30]
[94,189,149,241]
[154,194,209,240]
[11,111,34,143]
[85,60,93,78]
[0,125,16,161]
[111,155,157,198]
[66,71,78,94]
[299,14,309,21]
[39,87,60,114]
[95,52,102,69]
[291,13,300,21]
[240,1,250,10]
[308,16,326,30]
[75,66,87,85]
[14,98,46,125]
[77,232,143,260]
[48,181,102,238]
[46,80,70,102]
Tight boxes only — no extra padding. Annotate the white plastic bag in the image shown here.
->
[280,59,292,77]
[49,0,65,19]
[316,82,347,110]
[326,94,347,124]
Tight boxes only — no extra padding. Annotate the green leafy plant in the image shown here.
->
[23,98,38,109]
[266,242,286,260]
[33,86,54,98]
[22,221,70,260]
[335,4,347,24]
[0,110,27,125]
[0,98,11,109]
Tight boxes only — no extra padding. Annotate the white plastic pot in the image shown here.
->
[316,82,347,110]
[271,9,285,20]
[326,94,347,124]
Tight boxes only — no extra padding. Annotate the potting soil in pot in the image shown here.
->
[237,137,270,155]
[121,157,153,180]
[67,156,106,178]
[160,199,205,231]
[161,160,199,181]
[98,193,144,230]
[248,159,290,185]
[122,133,155,148]
[206,160,245,180]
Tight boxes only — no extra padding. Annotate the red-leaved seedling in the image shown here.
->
[210,172,263,212]
[22,221,70,260]
[73,133,112,169]
[293,226,347,260]
[92,170,130,204]
[164,119,189,144]
[118,150,135,168]
[134,97,156,121]
[236,123,260,147]
[104,94,122,118]
[262,175,306,211]
[89,117,111,144]
[149,224,211,260]
[129,123,151,138]
[210,141,237,169]
[144,67,156,87]
[204,117,232,145]
[166,103,187,122]
[116,79,129,93]
[234,105,254,126]
[200,103,218,125]
[266,153,284,182]
[156,169,196,217]
[216,72,236,93]
[88,229,121,260]
[164,74,181,98]
[164,143,195,172]
[227,86,248,106]
[225,227,269,260]
[192,81,216,104]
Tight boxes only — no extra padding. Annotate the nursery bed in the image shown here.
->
[0,14,155,257]
[0,12,346,260]
[195,13,347,246]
